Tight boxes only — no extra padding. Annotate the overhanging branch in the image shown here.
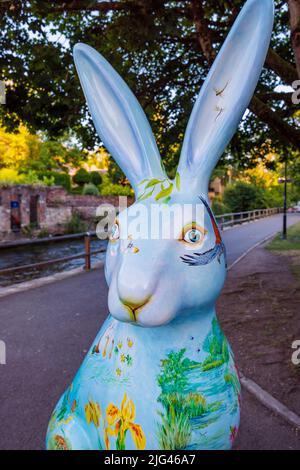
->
[265,48,298,85]
[250,96,300,148]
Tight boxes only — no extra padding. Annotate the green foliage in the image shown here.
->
[42,171,71,191]
[0,0,296,174]
[37,228,50,239]
[64,212,87,234]
[73,168,90,186]
[0,126,86,187]
[21,223,36,238]
[0,168,54,186]
[157,349,194,395]
[223,181,267,213]
[212,196,231,216]
[90,171,102,186]
[99,175,134,196]
[267,222,300,251]
[157,406,191,450]
[82,183,99,196]
[202,318,229,371]
[0,168,21,184]
[159,392,209,420]
[107,159,128,185]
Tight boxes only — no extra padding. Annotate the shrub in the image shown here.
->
[0,168,21,184]
[212,197,230,216]
[18,171,42,185]
[40,171,70,190]
[0,168,55,186]
[37,228,50,239]
[64,212,87,234]
[82,183,100,196]
[107,159,127,185]
[90,171,102,186]
[99,182,133,196]
[52,172,71,191]
[73,168,90,186]
[223,181,267,213]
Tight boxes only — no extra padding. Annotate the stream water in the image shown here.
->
[0,238,107,287]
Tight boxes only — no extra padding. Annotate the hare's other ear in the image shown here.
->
[74,44,166,193]
[177,0,274,194]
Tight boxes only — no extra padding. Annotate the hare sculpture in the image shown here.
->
[46,0,274,451]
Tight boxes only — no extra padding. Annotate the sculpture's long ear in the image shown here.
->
[73,44,166,193]
[177,0,274,194]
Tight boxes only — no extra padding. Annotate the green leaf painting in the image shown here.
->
[155,183,174,201]
[175,172,180,191]
[137,173,181,202]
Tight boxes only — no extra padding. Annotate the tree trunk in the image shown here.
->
[288,0,300,79]
[191,0,215,64]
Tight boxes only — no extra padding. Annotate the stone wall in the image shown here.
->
[0,207,7,233]
[0,185,134,240]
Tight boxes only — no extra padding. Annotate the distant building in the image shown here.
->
[208,177,224,200]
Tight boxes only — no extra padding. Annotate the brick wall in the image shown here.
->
[0,185,134,239]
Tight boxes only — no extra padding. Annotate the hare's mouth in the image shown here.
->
[122,298,152,322]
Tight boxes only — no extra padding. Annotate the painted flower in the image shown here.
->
[121,354,126,363]
[85,400,101,427]
[116,368,122,377]
[106,403,120,426]
[104,393,146,450]
[127,338,133,348]
[117,341,122,349]
[48,434,71,451]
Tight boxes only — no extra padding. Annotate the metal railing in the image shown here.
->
[0,207,281,277]
[0,232,105,276]
[215,207,281,230]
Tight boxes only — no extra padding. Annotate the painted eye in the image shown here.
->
[110,222,120,241]
[180,223,207,248]
[184,229,202,244]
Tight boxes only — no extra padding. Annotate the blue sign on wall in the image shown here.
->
[11,201,19,209]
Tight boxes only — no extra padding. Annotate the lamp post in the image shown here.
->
[283,160,288,240]
[278,161,293,240]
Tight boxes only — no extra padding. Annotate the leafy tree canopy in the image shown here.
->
[0,125,85,174]
[0,0,299,176]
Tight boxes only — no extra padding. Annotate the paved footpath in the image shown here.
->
[0,214,300,450]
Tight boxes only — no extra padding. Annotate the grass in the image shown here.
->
[157,406,191,450]
[267,222,300,251]
[267,221,300,282]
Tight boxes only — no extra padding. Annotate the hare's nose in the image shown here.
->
[117,264,156,308]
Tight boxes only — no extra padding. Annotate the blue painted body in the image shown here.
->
[46,0,274,450]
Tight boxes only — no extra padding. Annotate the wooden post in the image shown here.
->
[84,232,91,271]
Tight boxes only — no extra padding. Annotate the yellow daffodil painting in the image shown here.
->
[85,400,101,428]
[104,394,146,450]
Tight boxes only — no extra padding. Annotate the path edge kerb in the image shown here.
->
[0,261,104,299]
